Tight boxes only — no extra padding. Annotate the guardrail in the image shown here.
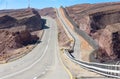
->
[64,50,120,78]
[56,8,120,78]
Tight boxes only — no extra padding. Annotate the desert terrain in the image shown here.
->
[0,2,120,78]
[38,7,56,19]
[64,2,120,62]
[0,8,43,63]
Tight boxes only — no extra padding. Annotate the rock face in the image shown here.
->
[38,7,56,18]
[0,8,42,59]
[13,30,39,46]
[0,15,16,29]
[0,8,42,32]
[65,2,120,62]
[92,24,120,61]
[90,10,120,33]
[0,30,39,55]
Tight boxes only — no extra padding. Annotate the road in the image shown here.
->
[0,17,70,79]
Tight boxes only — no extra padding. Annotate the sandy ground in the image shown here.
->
[56,18,71,49]
[78,35,101,63]
[78,35,94,62]
[0,30,43,63]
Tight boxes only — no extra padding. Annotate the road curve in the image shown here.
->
[0,17,70,79]
[37,17,70,79]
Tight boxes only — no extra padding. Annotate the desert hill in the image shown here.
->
[64,2,120,62]
[0,8,42,62]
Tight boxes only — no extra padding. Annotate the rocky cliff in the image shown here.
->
[0,8,42,61]
[0,8,42,31]
[65,2,120,62]
[38,7,56,18]
[0,30,39,55]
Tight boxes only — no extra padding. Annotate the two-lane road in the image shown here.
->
[0,17,70,79]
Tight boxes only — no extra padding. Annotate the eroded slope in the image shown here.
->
[0,8,43,62]
[65,2,120,62]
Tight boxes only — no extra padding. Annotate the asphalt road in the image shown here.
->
[0,17,70,79]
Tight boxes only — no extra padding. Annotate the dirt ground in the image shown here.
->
[78,35,95,62]
[56,18,71,49]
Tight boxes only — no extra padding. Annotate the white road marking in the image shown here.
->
[33,77,37,79]
[41,71,45,75]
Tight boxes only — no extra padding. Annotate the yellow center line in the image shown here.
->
[59,50,73,79]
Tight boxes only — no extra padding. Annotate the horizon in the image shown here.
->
[0,0,120,10]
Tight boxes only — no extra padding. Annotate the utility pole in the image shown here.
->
[28,0,30,8]
[6,0,7,9]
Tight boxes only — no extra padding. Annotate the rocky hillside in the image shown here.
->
[0,8,42,61]
[0,8,42,31]
[65,2,120,62]
[0,30,39,55]
[38,7,56,18]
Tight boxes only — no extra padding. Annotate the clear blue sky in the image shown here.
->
[0,0,120,9]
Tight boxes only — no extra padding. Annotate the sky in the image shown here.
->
[0,0,120,9]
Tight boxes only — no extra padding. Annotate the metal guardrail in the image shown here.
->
[56,8,120,78]
[64,50,120,78]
